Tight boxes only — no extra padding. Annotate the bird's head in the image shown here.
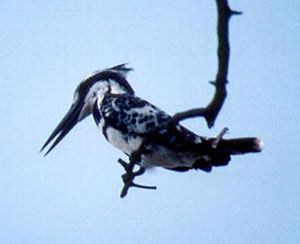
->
[40,64,134,156]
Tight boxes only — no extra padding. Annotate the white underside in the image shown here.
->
[105,127,143,155]
[142,146,196,168]
[103,126,197,169]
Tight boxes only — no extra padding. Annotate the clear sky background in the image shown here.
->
[0,0,299,243]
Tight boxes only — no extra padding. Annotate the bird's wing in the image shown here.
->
[99,93,170,135]
[97,93,204,150]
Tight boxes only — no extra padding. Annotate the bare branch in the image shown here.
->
[118,0,241,198]
[118,143,156,198]
[170,0,241,128]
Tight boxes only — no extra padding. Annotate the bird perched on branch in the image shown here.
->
[41,64,263,196]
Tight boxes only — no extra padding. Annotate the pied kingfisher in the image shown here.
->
[41,64,263,174]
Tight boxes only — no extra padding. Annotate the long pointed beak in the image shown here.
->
[40,101,83,156]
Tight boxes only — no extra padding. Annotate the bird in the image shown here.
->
[41,64,263,177]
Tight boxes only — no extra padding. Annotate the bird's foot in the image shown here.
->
[118,158,156,198]
[129,143,151,164]
[211,127,229,148]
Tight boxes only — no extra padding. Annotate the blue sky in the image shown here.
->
[0,0,299,243]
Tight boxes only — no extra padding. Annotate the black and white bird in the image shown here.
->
[41,64,263,174]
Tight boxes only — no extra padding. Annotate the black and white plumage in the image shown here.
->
[41,64,263,172]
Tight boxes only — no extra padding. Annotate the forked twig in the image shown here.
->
[118,143,156,198]
[170,0,242,128]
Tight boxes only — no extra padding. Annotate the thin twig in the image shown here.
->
[170,0,241,128]
[119,143,156,198]
[211,127,229,148]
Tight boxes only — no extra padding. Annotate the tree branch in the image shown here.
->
[118,0,241,198]
[170,0,241,128]
[118,143,156,198]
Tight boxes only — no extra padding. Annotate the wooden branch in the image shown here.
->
[118,158,156,198]
[118,0,241,198]
[170,0,241,128]
[118,143,156,198]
